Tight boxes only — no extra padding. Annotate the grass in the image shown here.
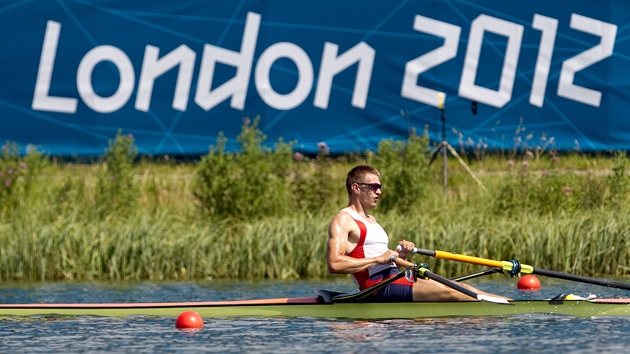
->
[0,153,628,281]
[1,129,630,281]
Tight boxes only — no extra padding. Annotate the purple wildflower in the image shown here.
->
[317,142,330,155]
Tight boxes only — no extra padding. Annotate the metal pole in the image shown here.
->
[441,107,447,194]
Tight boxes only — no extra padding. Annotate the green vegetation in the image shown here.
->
[1,121,629,281]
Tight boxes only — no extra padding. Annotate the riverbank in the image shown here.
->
[1,132,629,281]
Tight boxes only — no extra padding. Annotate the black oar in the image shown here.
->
[331,268,408,303]
[413,248,630,291]
[416,266,510,304]
[450,268,503,282]
[529,268,630,291]
[326,267,501,303]
[395,258,510,304]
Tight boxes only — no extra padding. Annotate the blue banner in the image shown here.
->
[1,0,628,156]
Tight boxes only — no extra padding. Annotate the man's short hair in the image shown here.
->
[345,165,380,195]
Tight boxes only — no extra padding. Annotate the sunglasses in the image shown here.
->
[357,183,382,192]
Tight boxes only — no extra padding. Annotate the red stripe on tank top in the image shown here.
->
[348,219,372,289]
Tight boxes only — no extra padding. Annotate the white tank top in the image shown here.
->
[343,208,395,289]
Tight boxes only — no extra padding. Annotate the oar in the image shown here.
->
[332,267,503,302]
[331,269,408,303]
[413,248,630,291]
[332,266,502,302]
[398,245,500,282]
[394,257,510,304]
[450,268,503,282]
[396,245,502,282]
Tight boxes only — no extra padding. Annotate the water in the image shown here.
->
[1,277,629,353]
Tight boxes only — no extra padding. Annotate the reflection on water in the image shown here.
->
[0,277,629,353]
[3,314,628,353]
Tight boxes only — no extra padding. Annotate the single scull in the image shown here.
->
[0,295,628,319]
[2,250,629,319]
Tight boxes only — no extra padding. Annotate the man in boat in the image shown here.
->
[327,165,504,301]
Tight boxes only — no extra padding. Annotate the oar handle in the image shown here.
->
[395,257,414,268]
[393,245,415,267]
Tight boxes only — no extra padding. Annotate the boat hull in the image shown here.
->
[0,298,629,319]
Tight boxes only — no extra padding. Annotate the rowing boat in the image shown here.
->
[0,294,629,319]
[3,249,628,319]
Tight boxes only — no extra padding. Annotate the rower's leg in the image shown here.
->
[411,279,474,301]
[411,279,510,301]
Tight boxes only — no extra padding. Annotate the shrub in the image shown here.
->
[0,142,46,218]
[96,131,139,217]
[369,128,431,213]
[291,150,337,213]
[194,117,296,220]
[607,152,629,207]
[232,117,294,218]
[193,132,236,218]
[493,153,630,217]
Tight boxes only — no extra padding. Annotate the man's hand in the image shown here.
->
[396,240,416,259]
[378,249,399,264]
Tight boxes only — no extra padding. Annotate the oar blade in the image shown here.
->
[477,294,512,305]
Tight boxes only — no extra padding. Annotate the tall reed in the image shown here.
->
[1,125,629,281]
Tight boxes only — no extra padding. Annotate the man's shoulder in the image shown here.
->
[331,208,352,222]
[330,208,362,230]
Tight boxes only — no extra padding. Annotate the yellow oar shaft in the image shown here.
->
[414,248,534,274]
[417,248,630,291]
[396,251,502,269]
[433,250,503,268]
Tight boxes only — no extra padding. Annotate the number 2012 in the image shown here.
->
[401,14,617,109]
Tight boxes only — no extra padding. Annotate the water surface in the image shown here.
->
[1,277,629,353]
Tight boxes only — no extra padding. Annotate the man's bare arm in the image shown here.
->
[326,212,397,274]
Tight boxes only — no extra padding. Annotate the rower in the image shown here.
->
[327,165,509,302]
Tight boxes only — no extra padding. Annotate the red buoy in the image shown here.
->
[175,311,204,330]
[517,275,541,290]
